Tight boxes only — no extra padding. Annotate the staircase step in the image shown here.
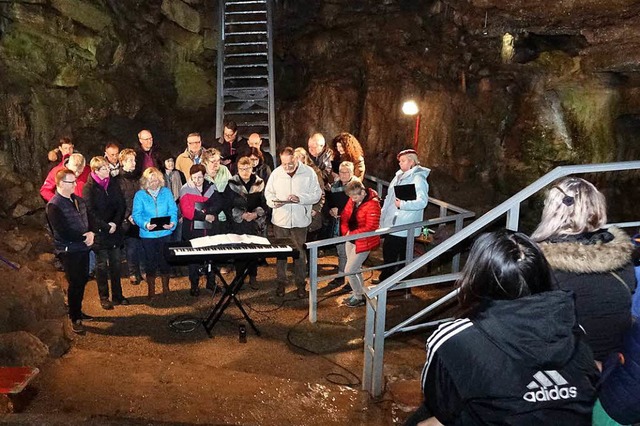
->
[225,20,267,26]
[224,63,268,69]
[236,120,269,126]
[226,0,266,4]
[226,31,267,36]
[224,75,268,80]
[224,98,268,104]
[226,52,268,58]
[224,86,269,94]
[225,11,267,15]
[226,41,267,47]
[224,109,269,115]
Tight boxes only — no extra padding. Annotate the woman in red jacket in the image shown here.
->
[340,179,381,307]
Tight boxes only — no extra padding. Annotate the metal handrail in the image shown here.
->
[362,161,640,398]
[304,172,475,323]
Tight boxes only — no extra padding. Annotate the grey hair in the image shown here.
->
[67,153,86,173]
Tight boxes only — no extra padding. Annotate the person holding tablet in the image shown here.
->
[377,149,430,284]
[132,167,178,299]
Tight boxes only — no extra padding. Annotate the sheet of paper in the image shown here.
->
[190,234,271,248]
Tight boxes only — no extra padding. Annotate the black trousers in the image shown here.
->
[95,246,123,301]
[378,235,408,281]
[60,250,90,322]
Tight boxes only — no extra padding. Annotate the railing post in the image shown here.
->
[362,292,376,393]
[452,216,463,272]
[506,203,520,231]
[371,290,388,397]
[308,246,319,323]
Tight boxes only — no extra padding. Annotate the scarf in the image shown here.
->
[91,172,110,191]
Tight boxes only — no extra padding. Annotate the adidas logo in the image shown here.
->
[522,371,577,402]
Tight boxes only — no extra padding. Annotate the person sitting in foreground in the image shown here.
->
[531,177,636,364]
[405,229,598,426]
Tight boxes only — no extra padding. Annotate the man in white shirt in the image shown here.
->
[265,147,322,298]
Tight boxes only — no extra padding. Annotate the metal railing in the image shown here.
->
[362,161,640,397]
[305,174,475,323]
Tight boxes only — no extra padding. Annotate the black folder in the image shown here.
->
[395,184,416,201]
[193,202,213,230]
[150,216,171,230]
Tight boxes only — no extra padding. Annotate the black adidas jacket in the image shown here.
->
[420,291,598,425]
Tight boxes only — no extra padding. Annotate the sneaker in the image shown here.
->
[80,312,94,322]
[343,295,365,308]
[326,278,345,289]
[100,300,114,310]
[71,320,85,334]
[113,297,130,306]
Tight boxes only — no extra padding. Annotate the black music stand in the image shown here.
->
[202,259,261,337]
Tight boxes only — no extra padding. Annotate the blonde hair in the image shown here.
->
[119,148,136,163]
[293,147,311,165]
[89,156,108,172]
[339,161,354,173]
[531,177,607,242]
[202,148,221,163]
[140,167,165,190]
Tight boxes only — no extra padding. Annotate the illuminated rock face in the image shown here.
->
[0,0,638,211]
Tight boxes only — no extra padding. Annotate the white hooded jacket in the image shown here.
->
[380,165,430,237]
[265,162,322,229]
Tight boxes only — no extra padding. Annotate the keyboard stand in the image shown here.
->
[202,259,261,337]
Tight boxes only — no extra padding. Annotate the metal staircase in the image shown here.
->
[216,0,276,158]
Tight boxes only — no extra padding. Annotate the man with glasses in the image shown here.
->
[46,168,95,334]
[176,132,205,180]
[134,129,162,178]
[213,120,249,175]
[104,142,121,177]
[265,147,322,298]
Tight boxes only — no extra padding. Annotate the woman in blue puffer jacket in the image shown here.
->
[132,167,178,299]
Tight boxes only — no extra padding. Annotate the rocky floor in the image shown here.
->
[1,254,452,425]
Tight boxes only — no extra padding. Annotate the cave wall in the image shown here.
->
[272,0,640,211]
[0,0,638,216]
[0,0,218,178]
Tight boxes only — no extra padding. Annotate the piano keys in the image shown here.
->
[165,240,297,264]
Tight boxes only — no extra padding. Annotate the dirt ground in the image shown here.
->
[1,252,449,425]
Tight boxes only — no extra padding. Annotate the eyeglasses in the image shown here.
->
[140,136,153,141]
[62,180,77,184]
[238,167,253,171]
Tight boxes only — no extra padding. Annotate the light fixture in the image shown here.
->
[402,100,421,151]
[402,100,419,116]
